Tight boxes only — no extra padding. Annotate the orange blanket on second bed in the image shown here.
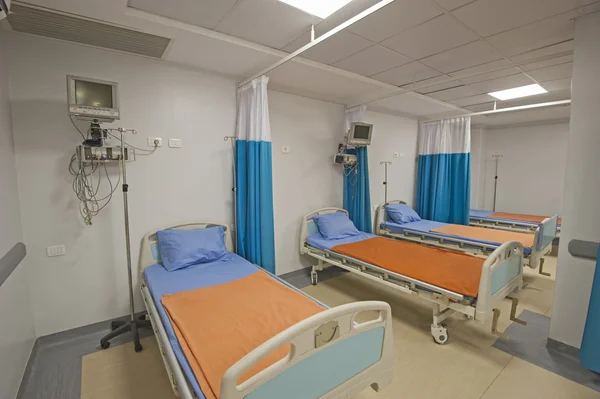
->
[490,212,561,225]
[431,224,535,248]
[161,271,323,399]
[332,237,485,297]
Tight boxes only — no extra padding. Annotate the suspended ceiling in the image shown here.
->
[5,0,600,125]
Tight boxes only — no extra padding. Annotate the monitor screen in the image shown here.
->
[353,124,371,140]
[75,80,113,108]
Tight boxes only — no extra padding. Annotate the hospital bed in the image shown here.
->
[301,208,526,345]
[470,209,562,235]
[375,201,558,276]
[138,221,395,399]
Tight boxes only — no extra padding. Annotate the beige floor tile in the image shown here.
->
[81,337,176,399]
[481,357,600,399]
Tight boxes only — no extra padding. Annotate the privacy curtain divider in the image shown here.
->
[343,105,372,233]
[416,116,471,225]
[235,76,276,274]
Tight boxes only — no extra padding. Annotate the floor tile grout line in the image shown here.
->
[478,355,514,399]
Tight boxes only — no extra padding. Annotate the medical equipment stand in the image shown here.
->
[224,136,238,253]
[492,154,503,212]
[380,161,392,204]
[100,128,151,352]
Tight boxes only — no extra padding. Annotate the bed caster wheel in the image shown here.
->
[100,341,110,350]
[311,271,318,286]
[431,324,449,345]
[134,343,143,353]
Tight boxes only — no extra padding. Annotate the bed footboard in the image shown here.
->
[528,215,559,272]
[221,301,394,399]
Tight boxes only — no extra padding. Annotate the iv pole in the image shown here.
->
[492,154,503,212]
[224,136,238,253]
[100,127,151,352]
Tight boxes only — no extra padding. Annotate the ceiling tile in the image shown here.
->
[418,81,464,94]
[346,0,444,43]
[541,78,571,92]
[482,106,571,127]
[449,59,513,79]
[527,62,573,81]
[333,45,411,77]
[403,75,458,91]
[371,62,441,86]
[215,0,317,49]
[487,11,576,57]
[369,92,461,117]
[420,40,503,73]
[426,85,482,101]
[469,73,535,93]
[510,41,574,64]
[450,93,500,106]
[584,2,600,13]
[501,89,571,107]
[460,67,521,84]
[380,14,478,60]
[465,103,495,112]
[128,0,239,30]
[520,54,574,71]
[285,30,374,65]
[451,0,579,37]
[435,0,476,11]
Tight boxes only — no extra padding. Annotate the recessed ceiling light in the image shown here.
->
[489,84,548,101]
[279,0,354,19]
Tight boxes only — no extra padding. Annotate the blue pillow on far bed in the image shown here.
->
[313,212,360,240]
[386,203,422,224]
[157,226,230,272]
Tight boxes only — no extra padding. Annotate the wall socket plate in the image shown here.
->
[282,146,291,154]
[148,137,162,147]
[47,245,66,257]
[169,138,182,148]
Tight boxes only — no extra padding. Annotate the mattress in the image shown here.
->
[470,209,494,218]
[380,220,533,255]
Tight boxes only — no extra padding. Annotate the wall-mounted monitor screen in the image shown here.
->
[67,76,120,121]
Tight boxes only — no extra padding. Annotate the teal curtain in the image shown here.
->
[343,147,372,233]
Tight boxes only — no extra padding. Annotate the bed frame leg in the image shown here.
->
[538,258,551,277]
[508,296,527,326]
[491,309,509,340]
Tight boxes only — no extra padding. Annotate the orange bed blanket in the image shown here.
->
[490,212,561,225]
[431,224,535,249]
[161,271,323,399]
[332,237,485,297]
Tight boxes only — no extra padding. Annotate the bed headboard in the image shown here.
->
[299,208,348,254]
[374,200,407,234]
[138,222,234,277]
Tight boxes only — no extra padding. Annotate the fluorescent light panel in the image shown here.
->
[489,84,547,101]
[279,0,354,19]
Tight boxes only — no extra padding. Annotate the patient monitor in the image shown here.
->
[345,122,373,146]
[67,75,120,122]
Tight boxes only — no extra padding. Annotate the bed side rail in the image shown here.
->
[374,200,407,234]
[221,301,394,399]
[300,208,348,255]
[475,241,524,320]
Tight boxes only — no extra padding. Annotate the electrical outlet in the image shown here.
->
[282,146,291,154]
[47,245,66,257]
[393,152,399,158]
[169,138,182,148]
[148,137,162,147]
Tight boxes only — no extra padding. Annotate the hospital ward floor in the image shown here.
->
[18,256,600,399]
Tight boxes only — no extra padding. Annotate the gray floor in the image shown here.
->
[493,310,600,392]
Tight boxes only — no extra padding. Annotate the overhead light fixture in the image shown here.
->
[489,84,547,101]
[279,0,354,19]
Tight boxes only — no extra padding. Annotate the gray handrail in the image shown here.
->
[0,242,27,288]
[568,240,599,261]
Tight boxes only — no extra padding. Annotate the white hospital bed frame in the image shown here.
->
[301,208,526,345]
[138,221,395,399]
[375,200,557,277]
[469,213,561,236]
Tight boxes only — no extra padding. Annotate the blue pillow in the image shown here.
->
[386,204,422,224]
[313,212,360,240]
[157,226,230,271]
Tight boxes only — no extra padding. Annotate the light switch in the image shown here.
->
[47,245,66,257]
[282,146,291,154]
[169,139,182,148]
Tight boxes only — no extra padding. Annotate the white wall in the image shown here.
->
[550,12,600,349]
[0,30,36,399]
[479,123,569,216]
[270,91,345,275]
[364,111,418,211]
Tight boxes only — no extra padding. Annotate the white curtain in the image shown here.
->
[418,117,471,155]
[236,76,271,142]
[344,105,367,133]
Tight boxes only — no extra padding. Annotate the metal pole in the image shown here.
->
[225,136,238,253]
[380,161,392,204]
[492,155,503,212]
[120,129,139,349]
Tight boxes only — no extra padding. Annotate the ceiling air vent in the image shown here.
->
[7,4,171,58]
